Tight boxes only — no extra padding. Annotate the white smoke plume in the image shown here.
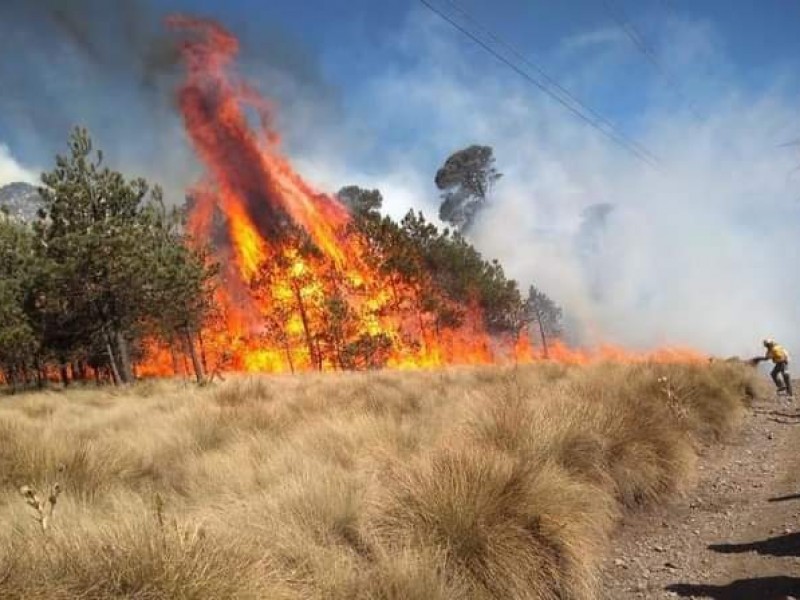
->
[2,2,797,359]
[0,144,37,186]
[300,8,800,358]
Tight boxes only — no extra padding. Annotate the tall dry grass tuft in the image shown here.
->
[367,444,615,600]
[0,361,764,598]
[0,506,272,599]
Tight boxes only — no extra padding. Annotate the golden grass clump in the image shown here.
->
[0,361,763,598]
[367,444,614,600]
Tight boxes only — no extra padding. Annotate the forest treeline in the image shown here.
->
[0,130,561,389]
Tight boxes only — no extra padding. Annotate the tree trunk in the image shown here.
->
[33,355,44,389]
[283,341,294,375]
[536,317,549,359]
[182,353,190,382]
[35,356,45,389]
[59,364,70,387]
[292,283,318,370]
[169,336,181,377]
[72,361,87,382]
[105,339,122,386]
[198,330,209,375]
[5,368,17,394]
[115,330,134,384]
[389,276,402,311]
[184,330,205,384]
[282,339,295,374]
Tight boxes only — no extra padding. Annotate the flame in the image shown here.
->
[136,16,706,377]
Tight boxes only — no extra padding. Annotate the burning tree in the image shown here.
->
[0,18,711,388]
[153,16,532,375]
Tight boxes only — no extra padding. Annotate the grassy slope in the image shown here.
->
[0,362,768,599]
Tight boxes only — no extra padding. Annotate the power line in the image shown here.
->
[602,0,701,119]
[440,0,659,166]
[418,0,662,170]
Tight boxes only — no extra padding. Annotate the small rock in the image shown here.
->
[664,561,679,570]
[654,545,666,553]
[614,558,626,567]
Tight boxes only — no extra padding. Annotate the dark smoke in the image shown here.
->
[0,0,341,204]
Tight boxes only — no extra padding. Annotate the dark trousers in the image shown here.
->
[771,361,793,396]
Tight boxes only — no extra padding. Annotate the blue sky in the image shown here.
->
[165,0,800,132]
[1,0,799,355]
[3,0,800,169]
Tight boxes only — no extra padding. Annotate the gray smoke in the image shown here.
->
[297,8,800,358]
[0,0,340,202]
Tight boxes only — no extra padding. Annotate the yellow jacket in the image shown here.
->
[767,344,789,363]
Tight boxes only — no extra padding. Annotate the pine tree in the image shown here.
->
[526,285,563,358]
[0,218,39,389]
[33,126,216,384]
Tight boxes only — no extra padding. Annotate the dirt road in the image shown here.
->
[602,394,800,599]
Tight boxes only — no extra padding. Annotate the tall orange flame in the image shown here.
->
[137,16,705,377]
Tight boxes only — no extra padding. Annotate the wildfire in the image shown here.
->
[139,16,705,378]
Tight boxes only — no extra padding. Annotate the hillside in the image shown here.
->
[0,182,41,222]
[0,361,767,599]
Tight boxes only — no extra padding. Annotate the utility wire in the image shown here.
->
[602,0,701,119]
[418,0,662,170]
[440,0,659,166]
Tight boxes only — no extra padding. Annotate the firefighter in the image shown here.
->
[757,339,793,398]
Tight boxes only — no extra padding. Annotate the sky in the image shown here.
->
[0,0,798,357]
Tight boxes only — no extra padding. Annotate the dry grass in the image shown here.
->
[0,361,767,599]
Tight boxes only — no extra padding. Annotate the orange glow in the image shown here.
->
[136,16,707,378]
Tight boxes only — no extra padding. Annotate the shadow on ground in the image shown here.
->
[767,417,800,425]
[666,577,800,599]
[769,411,800,419]
[708,532,800,558]
[769,492,800,503]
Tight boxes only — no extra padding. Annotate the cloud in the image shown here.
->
[0,144,38,185]
[559,27,627,53]
[306,8,800,358]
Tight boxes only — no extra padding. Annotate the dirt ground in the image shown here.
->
[601,392,800,599]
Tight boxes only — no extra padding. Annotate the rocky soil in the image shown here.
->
[602,394,800,599]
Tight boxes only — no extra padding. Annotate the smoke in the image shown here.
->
[299,8,800,358]
[1,3,797,357]
[0,144,38,186]
[0,0,340,203]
